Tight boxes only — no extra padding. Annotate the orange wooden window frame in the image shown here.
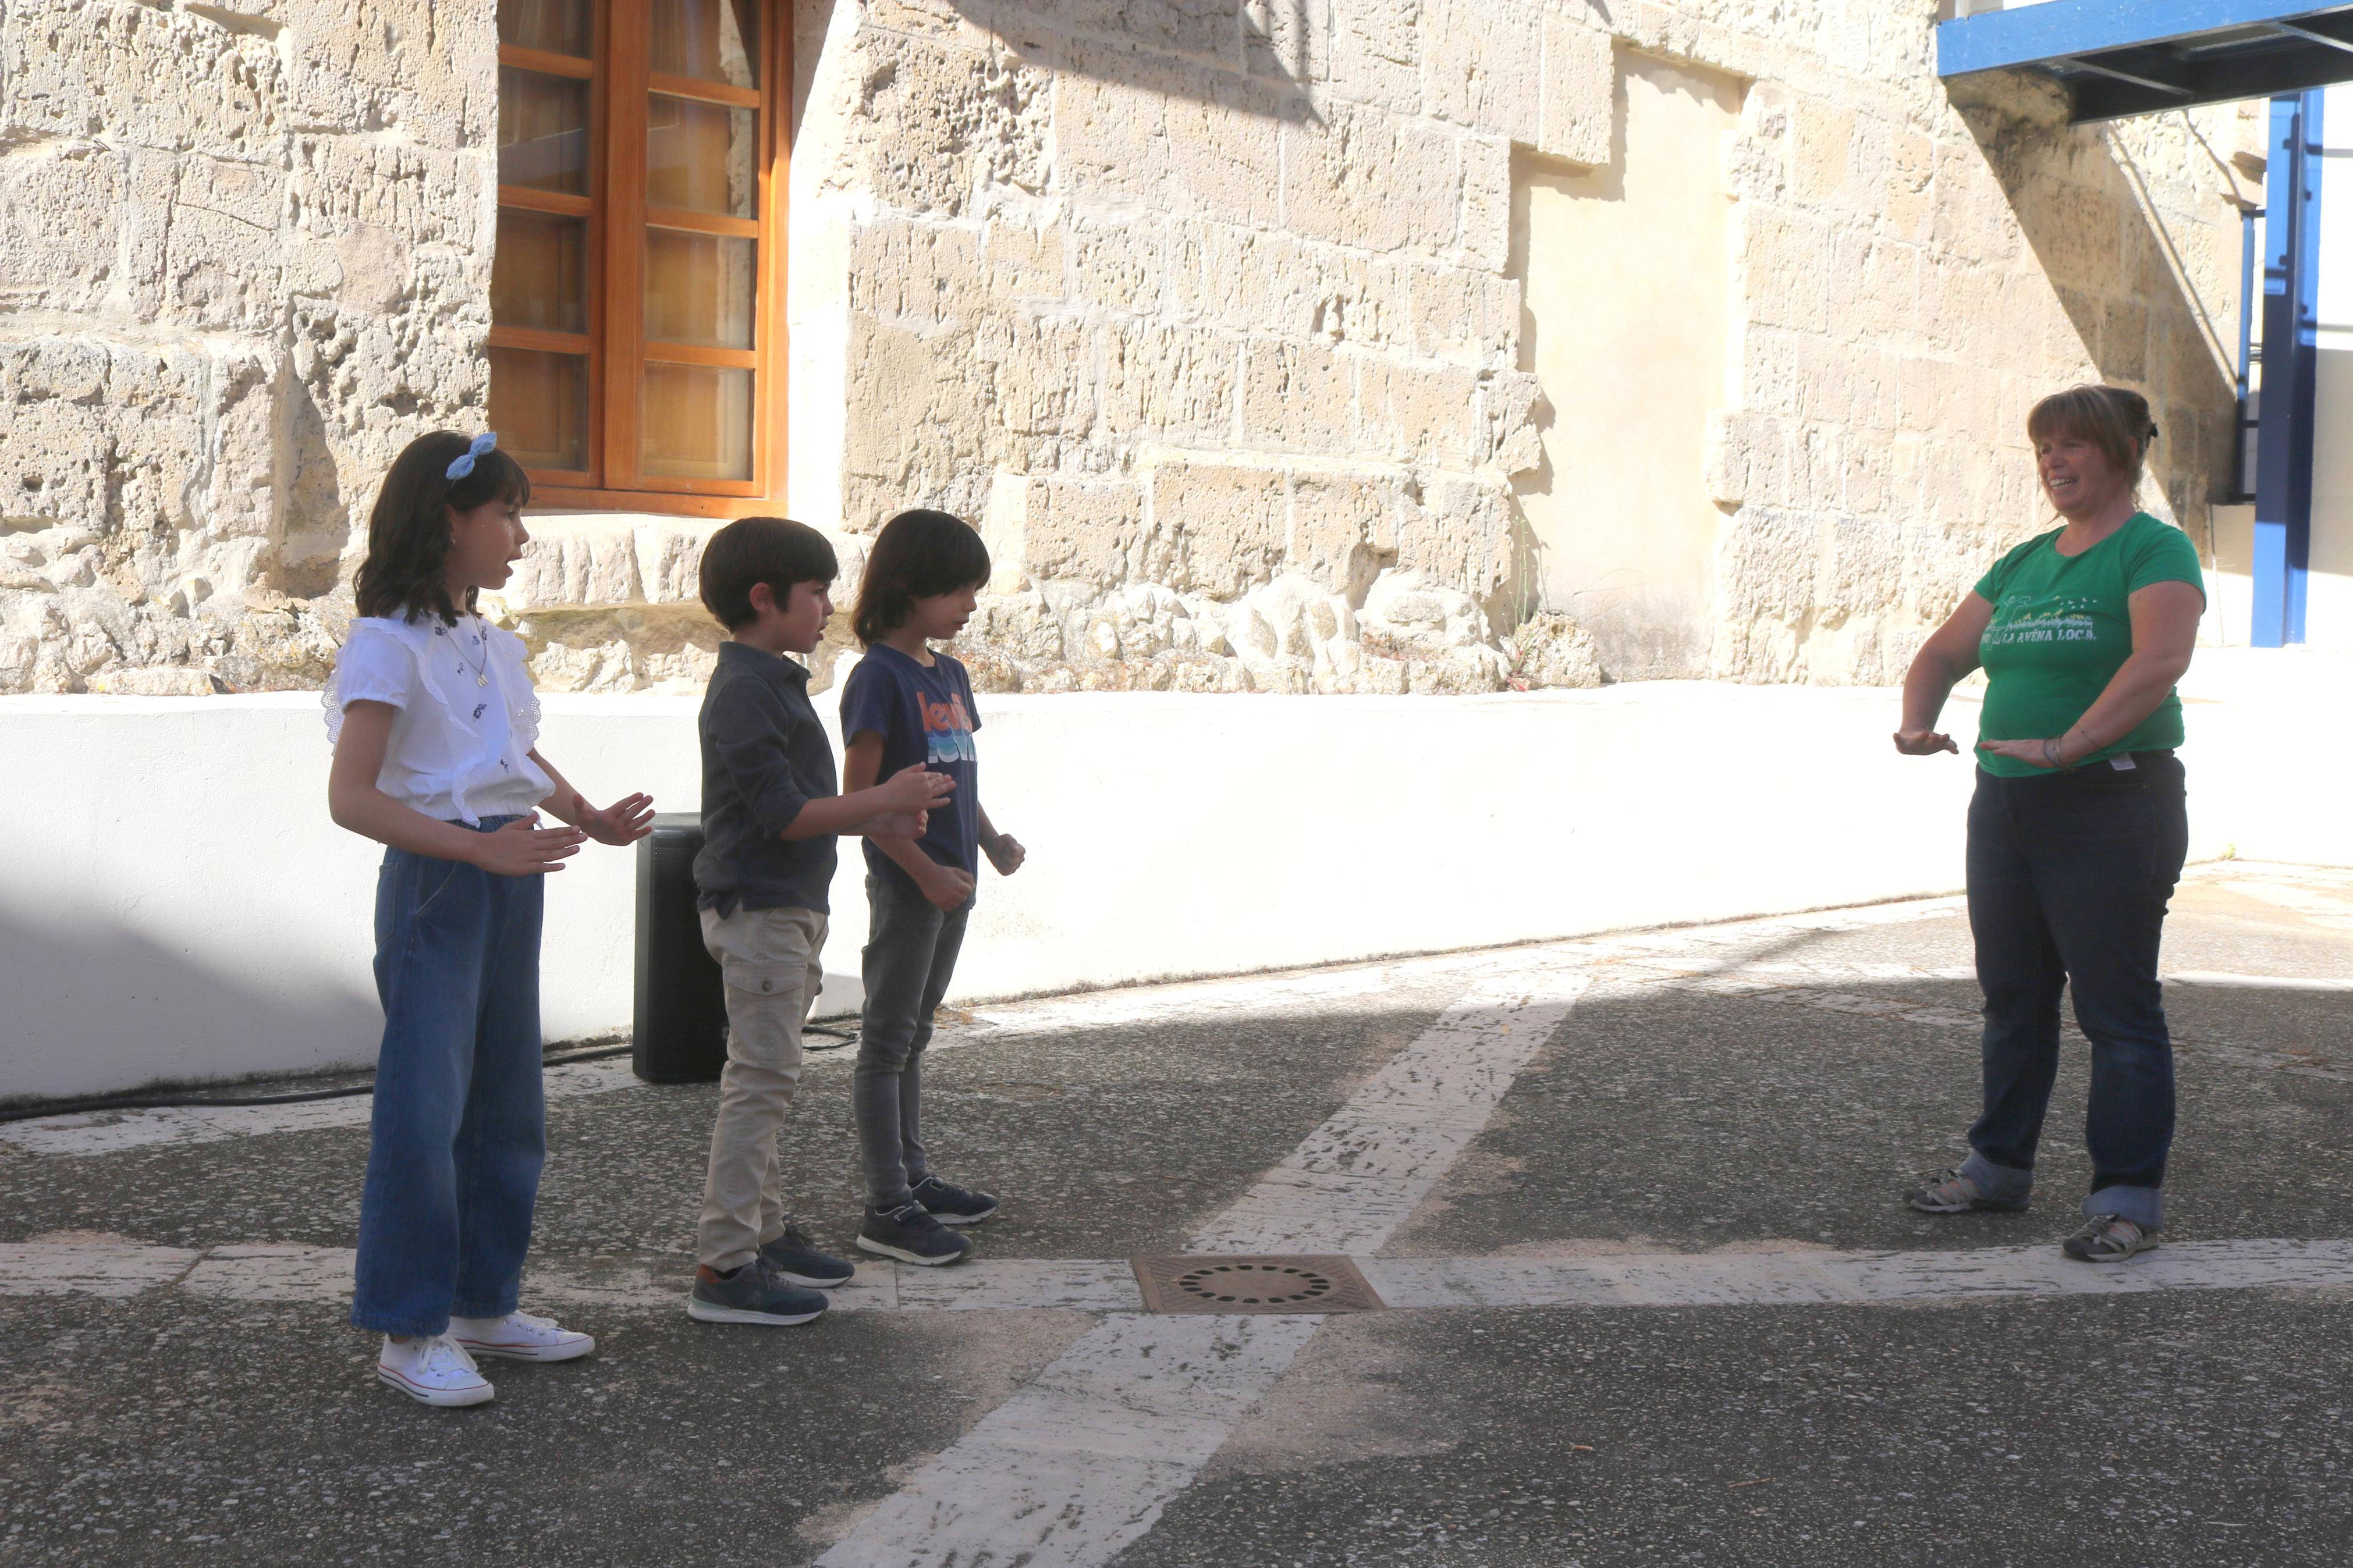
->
[489,0,791,518]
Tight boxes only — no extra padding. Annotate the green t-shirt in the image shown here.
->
[1972,511,2205,778]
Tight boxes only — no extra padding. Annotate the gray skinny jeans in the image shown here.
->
[854,873,970,1210]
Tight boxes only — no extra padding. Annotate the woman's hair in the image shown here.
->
[698,515,840,629]
[353,431,533,624]
[2026,385,2159,493]
[852,509,992,646]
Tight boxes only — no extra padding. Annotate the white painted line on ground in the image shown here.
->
[0,1240,200,1298]
[0,1056,646,1158]
[1361,1238,2353,1309]
[1188,963,1596,1254]
[13,1238,2352,1314]
[2214,879,2353,930]
[818,1313,1322,1565]
[2169,970,2353,992]
[814,954,1597,1568]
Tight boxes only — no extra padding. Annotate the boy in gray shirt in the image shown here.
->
[687,517,952,1327]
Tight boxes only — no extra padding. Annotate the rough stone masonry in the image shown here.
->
[0,1,2252,698]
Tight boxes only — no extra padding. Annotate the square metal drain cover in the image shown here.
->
[1131,1254,1383,1314]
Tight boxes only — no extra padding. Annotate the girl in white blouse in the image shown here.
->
[324,431,653,1407]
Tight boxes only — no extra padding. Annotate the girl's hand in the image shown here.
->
[1893,729,1958,756]
[1976,738,2063,770]
[864,809,929,840]
[983,831,1026,876]
[920,862,977,911]
[472,814,587,876]
[879,764,955,813]
[572,791,656,846]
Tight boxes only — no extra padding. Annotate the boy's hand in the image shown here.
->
[572,791,656,845]
[982,831,1026,876]
[878,763,954,813]
[919,862,977,911]
[864,809,929,839]
[470,814,586,876]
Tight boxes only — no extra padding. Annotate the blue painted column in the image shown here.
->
[2253,90,2325,648]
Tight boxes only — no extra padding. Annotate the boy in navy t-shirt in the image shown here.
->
[839,510,1025,1266]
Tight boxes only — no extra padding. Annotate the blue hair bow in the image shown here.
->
[446,431,499,481]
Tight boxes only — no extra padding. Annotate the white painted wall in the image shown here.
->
[3,656,2338,1102]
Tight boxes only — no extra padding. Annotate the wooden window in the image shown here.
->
[490,0,789,515]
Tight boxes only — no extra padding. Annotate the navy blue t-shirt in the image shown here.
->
[839,644,981,902]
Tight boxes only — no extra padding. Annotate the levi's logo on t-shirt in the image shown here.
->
[922,692,977,765]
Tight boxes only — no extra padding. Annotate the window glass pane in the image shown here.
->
[494,211,589,335]
[499,0,592,58]
[642,363,754,481]
[498,68,590,194]
[490,348,590,472]
[646,95,757,218]
[644,229,755,350]
[651,0,758,88]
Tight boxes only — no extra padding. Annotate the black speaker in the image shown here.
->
[632,813,728,1083]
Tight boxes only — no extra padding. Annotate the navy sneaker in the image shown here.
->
[856,1201,974,1266]
[911,1174,999,1226]
[758,1225,856,1288]
[687,1258,830,1325]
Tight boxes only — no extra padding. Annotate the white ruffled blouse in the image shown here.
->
[323,613,553,826]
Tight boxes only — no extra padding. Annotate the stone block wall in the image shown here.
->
[0,0,2251,696]
[776,0,1573,696]
[780,0,2246,695]
[0,0,492,695]
[1674,9,2251,682]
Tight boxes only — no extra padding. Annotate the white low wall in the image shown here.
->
[3,652,2331,1101]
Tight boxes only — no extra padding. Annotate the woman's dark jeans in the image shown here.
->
[1958,755,2188,1230]
[854,874,970,1211]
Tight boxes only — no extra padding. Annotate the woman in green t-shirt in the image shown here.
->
[1890,385,2205,1263]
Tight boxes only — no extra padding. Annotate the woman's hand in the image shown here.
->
[572,791,656,846]
[472,814,587,875]
[1893,729,1958,756]
[1975,737,2065,770]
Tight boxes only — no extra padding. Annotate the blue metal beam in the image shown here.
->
[2252,90,2326,648]
[1937,1,2352,78]
[1937,3,2353,121]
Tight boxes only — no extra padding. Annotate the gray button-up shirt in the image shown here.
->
[694,641,839,916]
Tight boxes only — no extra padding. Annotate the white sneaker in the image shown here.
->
[449,1309,597,1363]
[377,1334,494,1407]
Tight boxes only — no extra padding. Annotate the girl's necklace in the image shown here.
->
[456,614,491,688]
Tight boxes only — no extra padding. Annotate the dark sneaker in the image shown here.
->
[687,1258,830,1325]
[911,1174,1000,1226]
[1904,1167,2032,1214]
[759,1225,856,1288]
[857,1201,974,1266]
[2062,1214,2162,1262]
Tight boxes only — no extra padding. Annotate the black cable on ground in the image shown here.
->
[0,1043,640,1126]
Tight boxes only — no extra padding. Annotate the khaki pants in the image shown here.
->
[697,904,826,1272]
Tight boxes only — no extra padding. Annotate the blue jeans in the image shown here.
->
[1960,756,2188,1231]
[350,820,546,1336]
[854,874,970,1210]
